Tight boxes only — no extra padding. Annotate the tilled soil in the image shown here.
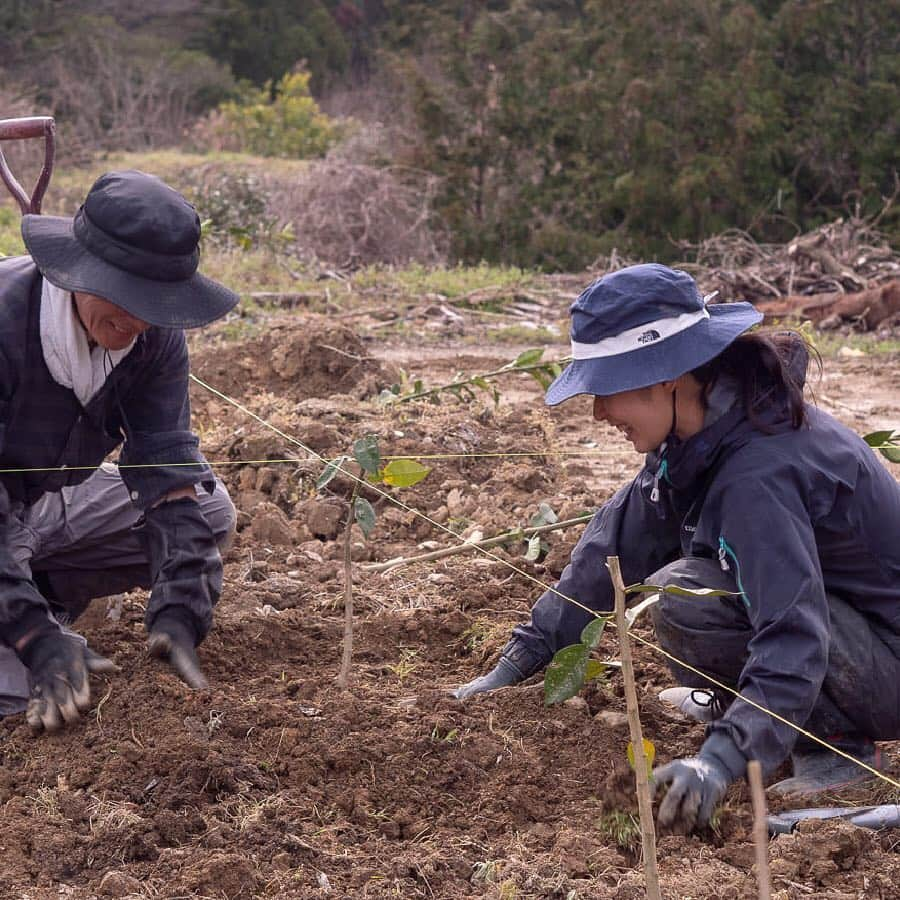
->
[2,310,899,899]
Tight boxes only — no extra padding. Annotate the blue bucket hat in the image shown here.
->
[545,263,762,405]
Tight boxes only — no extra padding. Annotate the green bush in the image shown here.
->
[0,206,25,258]
[207,71,342,159]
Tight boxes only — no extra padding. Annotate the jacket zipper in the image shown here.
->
[718,536,750,608]
[650,443,668,502]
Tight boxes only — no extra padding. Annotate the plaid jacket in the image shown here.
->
[0,256,219,645]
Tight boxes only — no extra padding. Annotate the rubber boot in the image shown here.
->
[768,737,884,797]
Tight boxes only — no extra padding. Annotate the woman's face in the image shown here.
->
[592,383,675,453]
[73,292,151,351]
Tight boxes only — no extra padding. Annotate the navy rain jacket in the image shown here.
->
[505,337,900,775]
[0,257,220,647]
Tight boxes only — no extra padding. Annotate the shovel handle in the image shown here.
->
[0,116,56,215]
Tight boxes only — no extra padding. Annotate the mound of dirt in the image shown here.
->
[191,318,398,403]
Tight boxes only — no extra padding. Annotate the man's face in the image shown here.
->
[73,292,150,351]
[592,383,674,453]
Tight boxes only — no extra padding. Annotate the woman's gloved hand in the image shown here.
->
[148,611,208,690]
[453,656,526,700]
[651,754,732,832]
[18,627,116,733]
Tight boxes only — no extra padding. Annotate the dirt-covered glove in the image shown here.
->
[651,755,732,832]
[18,627,116,733]
[453,656,526,700]
[148,611,208,690]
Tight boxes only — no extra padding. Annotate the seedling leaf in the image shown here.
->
[544,643,590,705]
[580,616,607,649]
[624,582,740,598]
[524,533,542,561]
[354,497,376,537]
[863,430,897,447]
[530,501,558,528]
[863,430,900,463]
[382,458,431,488]
[513,348,545,368]
[627,738,656,775]
[353,435,381,474]
[316,455,348,490]
[585,659,607,682]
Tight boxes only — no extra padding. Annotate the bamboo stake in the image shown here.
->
[608,555,661,900]
[747,760,772,900]
[363,514,593,573]
[336,489,358,689]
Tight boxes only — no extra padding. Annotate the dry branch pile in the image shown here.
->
[678,217,900,301]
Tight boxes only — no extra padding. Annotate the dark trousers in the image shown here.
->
[648,557,900,747]
[0,464,235,712]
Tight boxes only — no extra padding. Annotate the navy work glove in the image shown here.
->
[453,656,525,700]
[17,626,116,733]
[148,611,208,690]
[652,754,732,832]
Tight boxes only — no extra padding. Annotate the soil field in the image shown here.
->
[2,296,899,900]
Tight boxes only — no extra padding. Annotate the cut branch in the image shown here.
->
[363,514,593,574]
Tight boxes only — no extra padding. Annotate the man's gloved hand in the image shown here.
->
[18,628,116,733]
[148,612,208,690]
[652,755,732,832]
[453,656,525,700]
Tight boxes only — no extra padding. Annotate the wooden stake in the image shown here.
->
[336,491,357,689]
[608,555,661,900]
[747,760,772,900]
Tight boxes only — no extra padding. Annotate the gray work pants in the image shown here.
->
[649,557,900,747]
[0,463,235,713]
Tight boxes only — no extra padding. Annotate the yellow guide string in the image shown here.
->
[187,373,900,791]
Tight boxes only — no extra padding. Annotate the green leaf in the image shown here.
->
[863,430,897,447]
[627,738,656,776]
[527,369,553,390]
[580,616,608,649]
[316,455,348,490]
[513,348,545,368]
[882,446,900,464]
[625,582,740,598]
[472,376,491,392]
[529,501,558,528]
[381,458,431,488]
[544,643,590,705]
[413,379,424,394]
[585,659,607,682]
[524,533,542,561]
[352,435,381,475]
[354,496,376,537]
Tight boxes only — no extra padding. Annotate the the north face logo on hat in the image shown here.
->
[637,329,661,344]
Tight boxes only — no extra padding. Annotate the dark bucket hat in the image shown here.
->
[21,170,239,328]
[545,263,762,405]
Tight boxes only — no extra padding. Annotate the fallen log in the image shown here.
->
[754,279,900,331]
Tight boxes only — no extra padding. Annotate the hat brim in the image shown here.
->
[545,302,763,406]
[22,214,239,329]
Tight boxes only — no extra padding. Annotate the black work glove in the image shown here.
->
[453,656,526,700]
[651,754,732,832]
[148,611,208,690]
[18,627,116,733]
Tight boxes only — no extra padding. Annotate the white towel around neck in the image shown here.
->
[39,279,136,407]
